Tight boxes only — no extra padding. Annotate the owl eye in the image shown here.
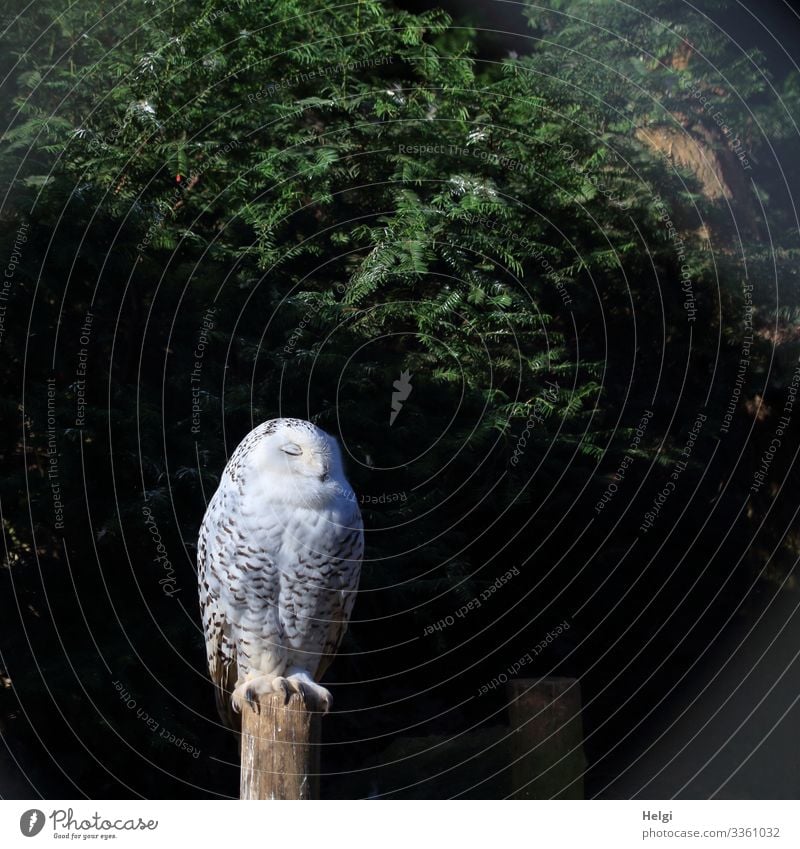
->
[280,442,303,456]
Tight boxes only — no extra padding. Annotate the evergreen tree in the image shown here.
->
[1,0,798,798]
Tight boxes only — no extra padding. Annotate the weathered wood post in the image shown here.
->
[240,692,321,799]
[506,677,586,799]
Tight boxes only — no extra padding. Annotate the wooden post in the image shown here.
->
[240,692,321,800]
[506,677,586,799]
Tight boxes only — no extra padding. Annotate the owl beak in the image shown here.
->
[308,450,331,480]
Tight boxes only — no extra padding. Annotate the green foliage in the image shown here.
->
[2,0,800,797]
[2,0,797,638]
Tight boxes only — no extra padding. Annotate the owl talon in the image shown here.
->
[296,681,323,711]
[231,673,332,715]
[244,686,260,713]
[232,675,280,714]
[287,674,332,714]
[275,677,293,704]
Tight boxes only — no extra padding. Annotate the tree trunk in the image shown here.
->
[240,692,321,800]
[506,677,586,799]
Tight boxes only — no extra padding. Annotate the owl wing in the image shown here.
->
[197,493,239,728]
[316,519,364,680]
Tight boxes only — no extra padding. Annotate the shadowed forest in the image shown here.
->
[1,0,800,799]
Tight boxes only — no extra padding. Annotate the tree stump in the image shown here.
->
[506,677,586,799]
[240,692,321,800]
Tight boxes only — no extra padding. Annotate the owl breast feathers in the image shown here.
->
[197,418,363,726]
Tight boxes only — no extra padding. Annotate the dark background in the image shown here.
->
[1,0,800,799]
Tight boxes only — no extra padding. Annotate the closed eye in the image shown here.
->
[280,443,303,456]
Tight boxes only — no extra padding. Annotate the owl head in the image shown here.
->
[246,418,352,505]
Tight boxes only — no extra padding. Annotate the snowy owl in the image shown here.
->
[197,418,363,726]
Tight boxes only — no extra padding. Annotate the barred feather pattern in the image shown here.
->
[197,418,363,727]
